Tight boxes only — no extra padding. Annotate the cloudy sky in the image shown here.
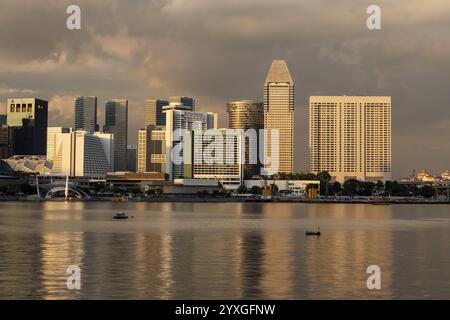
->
[1,0,450,178]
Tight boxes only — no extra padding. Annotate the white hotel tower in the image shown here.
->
[309,96,392,183]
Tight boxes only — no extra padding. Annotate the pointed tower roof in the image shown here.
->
[264,60,293,85]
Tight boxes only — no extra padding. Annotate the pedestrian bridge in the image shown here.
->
[45,186,89,199]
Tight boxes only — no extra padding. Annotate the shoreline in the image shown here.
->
[1,196,450,204]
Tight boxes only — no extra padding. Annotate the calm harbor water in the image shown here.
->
[0,201,449,299]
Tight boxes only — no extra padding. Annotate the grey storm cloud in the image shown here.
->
[1,0,450,177]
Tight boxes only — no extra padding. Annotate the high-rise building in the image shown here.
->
[74,96,98,133]
[7,98,48,155]
[164,104,217,179]
[47,127,72,161]
[169,96,195,111]
[263,60,294,175]
[144,99,169,127]
[188,128,243,190]
[137,125,166,174]
[52,130,114,177]
[309,96,392,183]
[126,145,137,172]
[227,100,264,178]
[104,99,128,171]
[137,129,148,173]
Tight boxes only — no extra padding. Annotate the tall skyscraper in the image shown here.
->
[47,127,72,161]
[227,100,264,178]
[309,96,392,183]
[74,96,98,133]
[263,60,294,175]
[104,99,128,171]
[169,96,195,111]
[7,98,48,155]
[52,130,114,177]
[164,104,217,179]
[126,145,137,172]
[144,99,169,127]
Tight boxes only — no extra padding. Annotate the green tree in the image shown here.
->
[270,184,279,195]
[360,182,375,196]
[316,171,331,196]
[418,185,435,199]
[237,185,248,194]
[343,179,359,197]
[331,181,341,195]
[250,186,262,195]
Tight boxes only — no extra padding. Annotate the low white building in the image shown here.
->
[244,179,320,196]
[5,155,53,174]
[174,178,219,187]
[52,130,114,177]
[189,129,243,190]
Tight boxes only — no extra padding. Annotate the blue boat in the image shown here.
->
[113,212,129,220]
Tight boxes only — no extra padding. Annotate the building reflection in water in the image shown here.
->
[133,232,174,299]
[40,232,84,299]
[304,204,393,299]
[6,201,449,299]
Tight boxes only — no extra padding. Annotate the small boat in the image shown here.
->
[305,227,321,236]
[113,212,129,220]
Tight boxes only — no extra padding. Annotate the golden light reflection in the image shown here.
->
[40,232,84,300]
[304,204,393,299]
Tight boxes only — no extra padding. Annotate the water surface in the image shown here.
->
[0,201,449,299]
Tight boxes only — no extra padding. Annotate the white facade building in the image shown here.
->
[52,130,114,177]
[164,103,217,179]
[47,127,72,161]
[309,96,392,183]
[190,129,243,190]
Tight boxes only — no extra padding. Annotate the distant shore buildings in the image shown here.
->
[0,59,414,194]
[400,170,450,183]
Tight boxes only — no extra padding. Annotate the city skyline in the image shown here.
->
[1,1,450,178]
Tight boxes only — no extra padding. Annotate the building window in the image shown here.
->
[10,104,15,112]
